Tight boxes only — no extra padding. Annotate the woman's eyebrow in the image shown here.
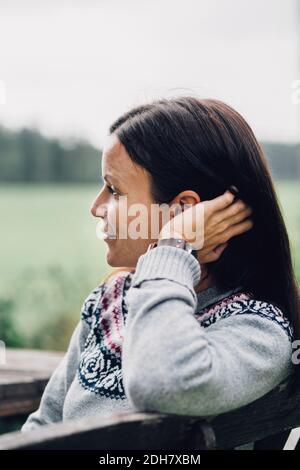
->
[103,174,124,190]
[103,175,118,184]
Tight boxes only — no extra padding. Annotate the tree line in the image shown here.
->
[0,126,299,182]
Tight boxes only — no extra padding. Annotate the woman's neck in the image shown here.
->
[194,264,214,294]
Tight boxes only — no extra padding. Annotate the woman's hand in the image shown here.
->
[158,189,253,263]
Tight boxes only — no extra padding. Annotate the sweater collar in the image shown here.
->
[196,284,244,311]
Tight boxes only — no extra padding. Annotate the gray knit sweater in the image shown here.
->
[21,246,294,432]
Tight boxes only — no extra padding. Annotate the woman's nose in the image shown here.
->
[90,202,107,218]
[90,202,98,217]
[90,192,107,218]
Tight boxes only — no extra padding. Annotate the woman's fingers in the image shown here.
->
[204,216,253,249]
[201,242,228,263]
[200,218,252,263]
[199,186,253,263]
[205,189,235,213]
[216,198,250,221]
[225,205,253,226]
[221,218,254,243]
[212,242,228,258]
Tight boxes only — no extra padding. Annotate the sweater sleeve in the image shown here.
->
[21,284,104,432]
[121,246,294,417]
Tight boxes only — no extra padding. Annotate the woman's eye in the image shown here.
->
[106,184,118,197]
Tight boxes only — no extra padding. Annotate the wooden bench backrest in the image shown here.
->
[0,377,299,450]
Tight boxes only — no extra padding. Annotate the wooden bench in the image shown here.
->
[0,348,64,418]
[0,348,299,450]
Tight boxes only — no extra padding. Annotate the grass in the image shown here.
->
[276,180,300,282]
[0,183,110,350]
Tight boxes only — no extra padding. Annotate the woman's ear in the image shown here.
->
[180,193,200,207]
[169,190,201,218]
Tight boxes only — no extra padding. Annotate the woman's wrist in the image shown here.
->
[158,228,186,241]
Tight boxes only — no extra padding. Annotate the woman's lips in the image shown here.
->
[96,219,116,241]
[98,219,117,240]
[102,227,116,239]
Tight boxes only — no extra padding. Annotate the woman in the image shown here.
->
[22,96,299,431]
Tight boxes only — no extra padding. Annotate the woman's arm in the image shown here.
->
[21,285,103,432]
[122,245,294,417]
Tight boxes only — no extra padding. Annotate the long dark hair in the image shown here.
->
[108,96,300,379]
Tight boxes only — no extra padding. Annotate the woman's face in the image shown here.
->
[90,133,158,268]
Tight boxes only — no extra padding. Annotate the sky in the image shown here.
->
[0,0,299,147]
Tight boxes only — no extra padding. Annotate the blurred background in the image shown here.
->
[0,0,299,352]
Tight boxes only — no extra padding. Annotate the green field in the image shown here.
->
[0,181,299,351]
[275,181,300,281]
[0,183,110,351]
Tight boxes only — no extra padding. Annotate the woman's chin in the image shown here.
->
[104,241,122,267]
[104,241,136,268]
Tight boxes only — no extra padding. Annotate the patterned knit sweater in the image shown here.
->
[22,246,294,431]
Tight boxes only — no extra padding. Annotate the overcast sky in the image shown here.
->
[0,0,299,147]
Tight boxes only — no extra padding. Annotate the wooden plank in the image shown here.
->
[0,348,64,417]
[0,377,299,450]
[254,430,291,450]
[0,349,299,449]
[0,412,214,450]
[0,399,43,418]
[0,348,64,375]
[208,377,300,449]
